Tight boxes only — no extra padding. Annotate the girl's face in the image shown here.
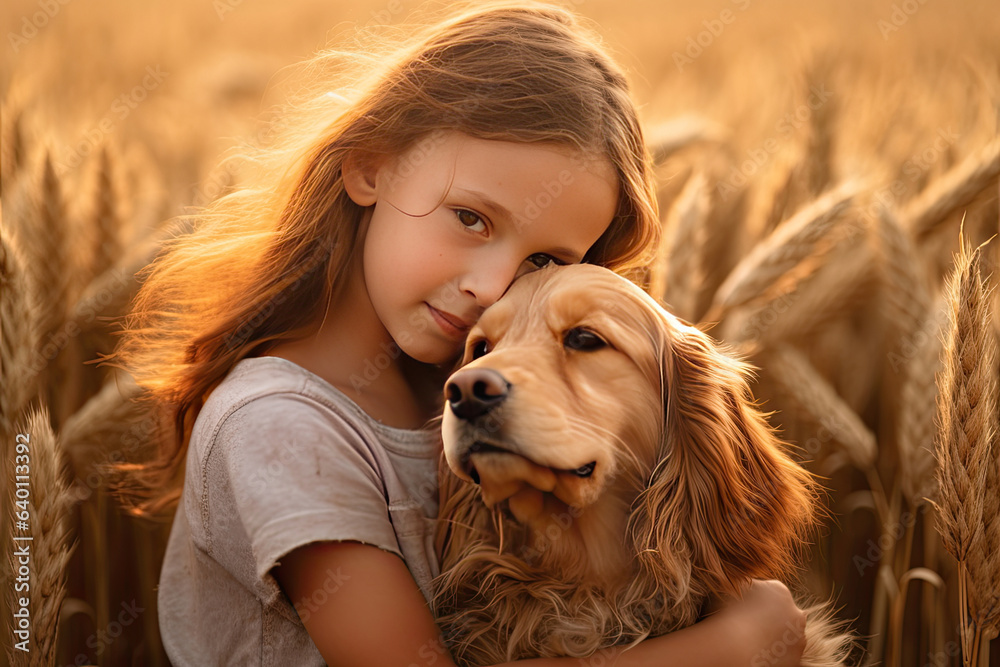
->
[346,132,618,365]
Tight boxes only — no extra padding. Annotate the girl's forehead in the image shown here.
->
[381,131,618,241]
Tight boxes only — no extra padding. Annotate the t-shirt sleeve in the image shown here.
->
[210,392,401,582]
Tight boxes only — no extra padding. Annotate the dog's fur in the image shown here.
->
[433,264,852,665]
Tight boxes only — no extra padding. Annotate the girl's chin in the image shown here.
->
[397,340,463,367]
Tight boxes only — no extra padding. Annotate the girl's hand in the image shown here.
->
[276,547,805,667]
[706,579,808,667]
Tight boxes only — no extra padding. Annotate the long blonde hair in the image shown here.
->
[114,1,660,514]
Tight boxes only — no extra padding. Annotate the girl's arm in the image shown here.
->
[275,542,805,667]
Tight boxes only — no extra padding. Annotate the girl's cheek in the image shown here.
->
[408,310,429,333]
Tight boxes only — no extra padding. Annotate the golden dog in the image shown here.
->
[434,264,853,665]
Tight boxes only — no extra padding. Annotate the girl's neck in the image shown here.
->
[265,263,446,430]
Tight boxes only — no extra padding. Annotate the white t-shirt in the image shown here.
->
[158,356,442,666]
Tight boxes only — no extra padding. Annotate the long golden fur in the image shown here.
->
[434,264,853,665]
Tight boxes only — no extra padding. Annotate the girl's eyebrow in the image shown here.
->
[453,188,513,223]
[453,187,587,262]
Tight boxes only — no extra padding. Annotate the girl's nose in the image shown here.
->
[459,256,519,308]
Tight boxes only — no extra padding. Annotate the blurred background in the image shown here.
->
[2,0,999,665]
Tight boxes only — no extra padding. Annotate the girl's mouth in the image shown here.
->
[427,303,471,338]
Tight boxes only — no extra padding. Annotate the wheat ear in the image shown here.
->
[764,344,877,471]
[934,237,1000,664]
[1,226,39,435]
[645,115,724,164]
[720,224,874,347]
[650,171,708,322]
[61,376,146,483]
[89,145,122,282]
[897,298,945,508]
[5,407,75,665]
[906,137,1000,239]
[25,152,70,345]
[710,180,860,317]
[0,102,26,195]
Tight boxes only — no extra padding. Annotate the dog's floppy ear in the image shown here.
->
[628,313,817,600]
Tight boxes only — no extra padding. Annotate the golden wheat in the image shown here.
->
[905,137,1000,239]
[0,101,26,195]
[764,344,878,471]
[0,226,38,435]
[935,237,999,664]
[650,170,707,321]
[4,407,75,666]
[709,180,860,317]
[1,1,998,664]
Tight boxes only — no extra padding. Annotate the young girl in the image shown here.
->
[118,3,808,665]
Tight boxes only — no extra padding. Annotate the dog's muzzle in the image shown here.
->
[446,367,510,420]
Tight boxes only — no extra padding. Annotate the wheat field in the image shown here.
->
[1,0,999,665]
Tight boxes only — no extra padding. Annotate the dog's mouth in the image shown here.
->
[463,440,596,485]
[455,439,599,522]
[462,441,508,484]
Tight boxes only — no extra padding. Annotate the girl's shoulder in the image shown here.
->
[195,356,439,459]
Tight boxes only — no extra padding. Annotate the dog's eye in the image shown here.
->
[563,328,606,351]
[571,461,596,478]
[471,339,491,359]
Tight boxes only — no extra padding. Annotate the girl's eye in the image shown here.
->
[471,339,491,359]
[526,254,564,270]
[456,209,487,233]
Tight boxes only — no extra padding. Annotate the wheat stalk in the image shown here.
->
[650,171,708,321]
[934,237,999,664]
[709,180,860,317]
[906,137,1000,239]
[764,344,878,472]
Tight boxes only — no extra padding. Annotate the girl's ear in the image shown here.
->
[342,152,379,207]
[628,314,818,601]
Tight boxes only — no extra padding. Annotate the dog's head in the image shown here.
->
[440,263,817,598]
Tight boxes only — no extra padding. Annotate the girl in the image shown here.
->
[117,2,808,665]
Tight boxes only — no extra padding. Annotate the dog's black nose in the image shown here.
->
[446,368,509,420]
